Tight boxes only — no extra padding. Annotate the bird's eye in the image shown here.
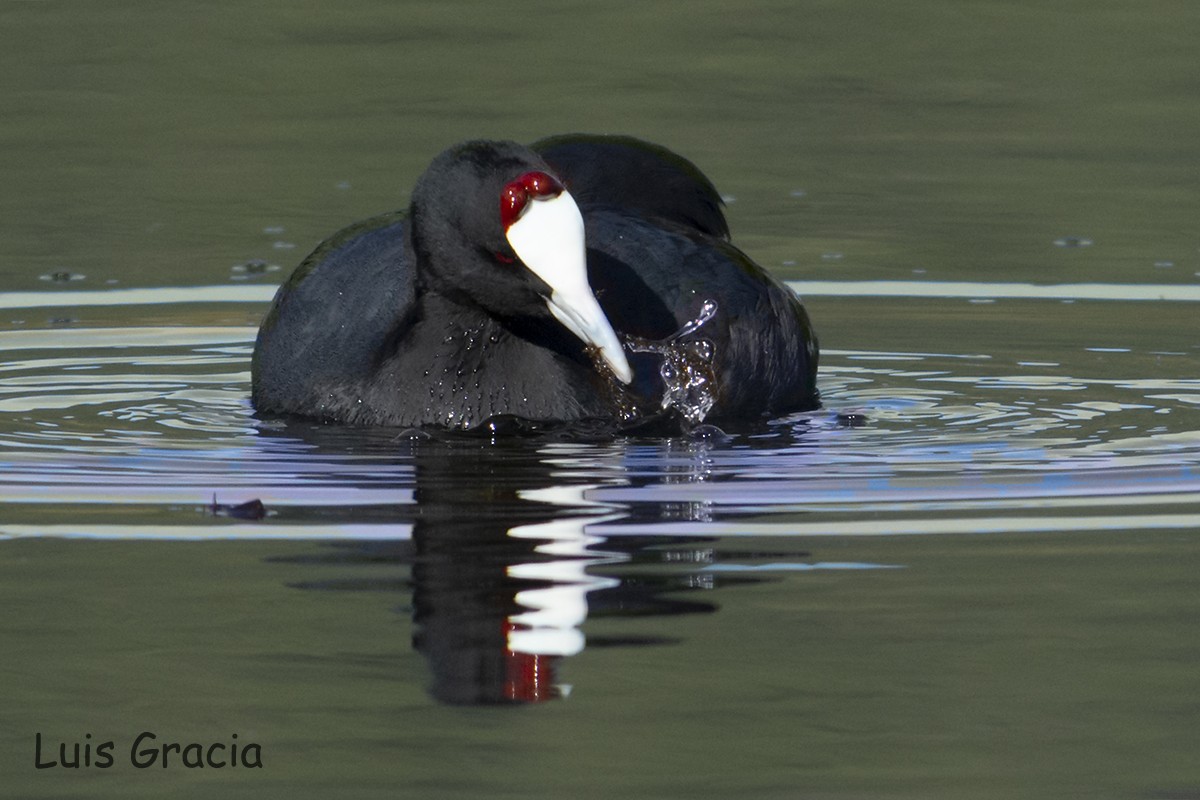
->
[499,171,563,230]
[521,171,563,199]
[500,182,528,230]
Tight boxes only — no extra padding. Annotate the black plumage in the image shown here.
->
[251,134,818,431]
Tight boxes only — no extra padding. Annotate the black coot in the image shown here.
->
[251,134,819,431]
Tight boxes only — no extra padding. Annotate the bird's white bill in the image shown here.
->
[505,190,633,384]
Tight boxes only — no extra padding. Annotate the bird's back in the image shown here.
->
[251,211,415,420]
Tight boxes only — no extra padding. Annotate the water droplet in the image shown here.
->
[687,339,714,362]
[617,299,721,426]
[669,300,717,341]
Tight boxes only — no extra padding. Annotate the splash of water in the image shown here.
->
[625,299,719,425]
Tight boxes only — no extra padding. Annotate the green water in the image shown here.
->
[6,533,1200,799]
[3,1,1200,798]
[3,1,1196,290]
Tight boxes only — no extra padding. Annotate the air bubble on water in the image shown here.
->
[688,423,731,442]
[1153,260,1174,268]
[233,259,268,274]
[39,271,85,283]
[821,252,844,261]
[1054,236,1093,248]
[231,259,281,278]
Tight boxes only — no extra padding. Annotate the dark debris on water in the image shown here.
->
[209,495,268,520]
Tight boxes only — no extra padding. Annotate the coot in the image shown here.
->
[251,134,818,431]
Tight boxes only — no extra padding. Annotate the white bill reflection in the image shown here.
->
[506,510,625,658]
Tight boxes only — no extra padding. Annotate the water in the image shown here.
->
[4,2,1200,798]
[625,297,720,424]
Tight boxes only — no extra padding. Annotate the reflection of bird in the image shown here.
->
[254,430,735,706]
[251,135,819,430]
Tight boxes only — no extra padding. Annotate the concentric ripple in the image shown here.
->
[1,285,1199,541]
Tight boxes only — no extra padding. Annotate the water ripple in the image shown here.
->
[0,305,1197,541]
